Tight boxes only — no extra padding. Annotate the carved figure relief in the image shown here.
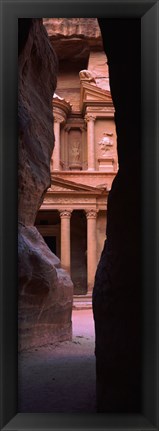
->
[79,69,96,85]
[71,139,81,162]
[98,132,113,156]
[68,129,82,170]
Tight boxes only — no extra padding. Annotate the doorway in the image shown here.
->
[44,235,56,254]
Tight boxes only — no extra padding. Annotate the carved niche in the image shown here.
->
[97,132,115,172]
[68,128,82,170]
[61,119,87,171]
[98,132,113,156]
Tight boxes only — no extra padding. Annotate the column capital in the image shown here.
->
[59,210,72,219]
[85,114,96,123]
[85,209,98,219]
[54,114,64,124]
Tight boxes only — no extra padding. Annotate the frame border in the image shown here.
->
[1,1,159,430]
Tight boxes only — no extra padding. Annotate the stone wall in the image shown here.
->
[93,19,141,412]
[18,19,73,351]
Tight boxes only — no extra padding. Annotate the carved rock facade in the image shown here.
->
[36,18,118,296]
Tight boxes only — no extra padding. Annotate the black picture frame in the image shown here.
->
[0,0,159,430]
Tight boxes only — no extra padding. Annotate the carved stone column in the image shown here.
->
[85,114,96,171]
[64,125,70,170]
[52,95,71,172]
[80,125,87,170]
[59,210,72,273]
[85,209,97,292]
[52,115,63,171]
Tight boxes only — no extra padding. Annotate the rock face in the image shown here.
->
[18,19,73,351]
[18,19,57,225]
[93,19,141,412]
[43,18,103,60]
[43,18,110,111]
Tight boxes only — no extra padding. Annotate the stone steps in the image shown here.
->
[73,293,92,310]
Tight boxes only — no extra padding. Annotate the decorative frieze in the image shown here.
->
[86,106,115,117]
[44,197,95,204]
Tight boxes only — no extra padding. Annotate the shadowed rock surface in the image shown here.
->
[18,19,57,225]
[43,18,103,60]
[93,19,142,412]
[18,19,73,351]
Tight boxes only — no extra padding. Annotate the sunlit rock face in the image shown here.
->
[43,17,110,111]
[43,18,103,60]
[93,19,141,412]
[18,19,73,351]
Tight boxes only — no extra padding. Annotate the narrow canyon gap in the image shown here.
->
[18,18,141,413]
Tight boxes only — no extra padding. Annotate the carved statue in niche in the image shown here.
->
[71,139,81,162]
[98,132,113,156]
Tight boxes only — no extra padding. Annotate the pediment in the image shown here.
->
[48,176,107,194]
[48,184,74,192]
[80,81,113,111]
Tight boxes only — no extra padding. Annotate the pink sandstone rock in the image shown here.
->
[43,18,103,60]
[18,19,57,225]
[18,19,73,351]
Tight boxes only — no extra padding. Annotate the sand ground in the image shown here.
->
[18,309,96,413]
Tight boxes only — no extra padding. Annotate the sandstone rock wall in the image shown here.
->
[43,18,103,60]
[18,19,57,225]
[93,19,141,412]
[18,19,73,351]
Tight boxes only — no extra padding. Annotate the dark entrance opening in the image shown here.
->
[71,210,87,295]
[44,236,56,254]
